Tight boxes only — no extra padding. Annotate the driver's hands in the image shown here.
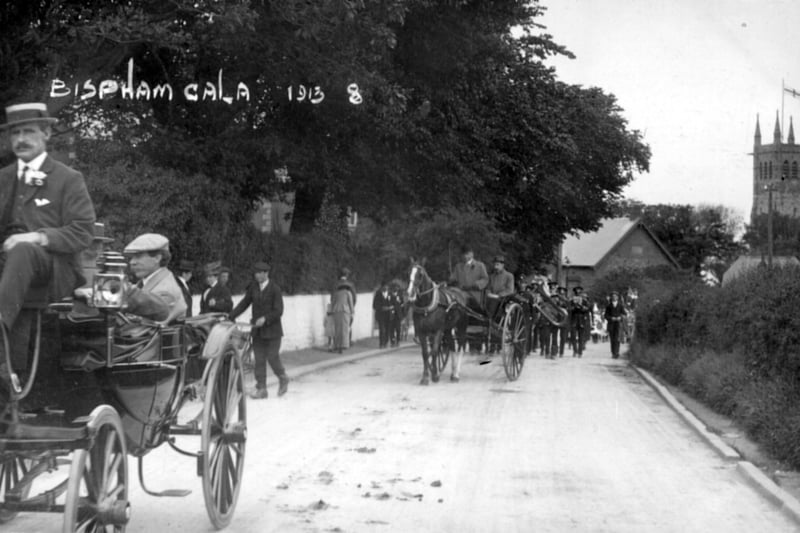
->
[209,298,217,307]
[3,232,44,252]
[254,316,266,327]
[73,287,93,302]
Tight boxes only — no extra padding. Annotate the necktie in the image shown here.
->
[136,280,144,289]
[20,165,28,182]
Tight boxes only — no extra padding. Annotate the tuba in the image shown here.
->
[527,284,569,327]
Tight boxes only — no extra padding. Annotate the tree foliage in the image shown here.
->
[614,200,744,275]
[0,0,650,274]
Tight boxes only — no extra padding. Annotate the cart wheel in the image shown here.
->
[0,455,32,523]
[63,405,130,533]
[201,342,247,529]
[501,303,528,381]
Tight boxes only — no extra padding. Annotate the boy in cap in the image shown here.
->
[200,262,233,314]
[569,286,590,357]
[123,233,187,323]
[230,261,288,398]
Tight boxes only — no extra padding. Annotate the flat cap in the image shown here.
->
[492,255,505,264]
[253,261,271,272]
[124,233,169,254]
[178,259,195,272]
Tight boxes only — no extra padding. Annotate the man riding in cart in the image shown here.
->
[0,102,96,393]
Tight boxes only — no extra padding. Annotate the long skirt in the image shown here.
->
[333,311,351,349]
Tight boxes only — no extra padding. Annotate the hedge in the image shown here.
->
[627,263,800,469]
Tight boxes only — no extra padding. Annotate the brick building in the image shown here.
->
[751,112,800,218]
[557,217,679,293]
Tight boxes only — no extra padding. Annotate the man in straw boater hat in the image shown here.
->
[0,102,95,386]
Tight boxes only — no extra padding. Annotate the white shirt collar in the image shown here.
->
[259,279,269,291]
[18,152,48,176]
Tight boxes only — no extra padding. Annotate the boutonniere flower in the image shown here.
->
[24,169,47,187]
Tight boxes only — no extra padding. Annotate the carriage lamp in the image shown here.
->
[92,261,130,308]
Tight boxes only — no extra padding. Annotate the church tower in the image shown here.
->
[752,111,800,220]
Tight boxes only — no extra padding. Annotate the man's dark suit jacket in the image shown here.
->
[174,273,193,317]
[0,155,95,300]
[230,280,283,339]
[200,282,232,314]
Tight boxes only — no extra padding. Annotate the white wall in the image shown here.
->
[193,292,375,351]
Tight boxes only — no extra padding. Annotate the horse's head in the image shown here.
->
[407,258,429,303]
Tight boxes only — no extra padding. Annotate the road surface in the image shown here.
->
[10,342,799,532]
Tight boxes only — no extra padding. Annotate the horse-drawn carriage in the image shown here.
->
[407,262,568,382]
[0,251,247,531]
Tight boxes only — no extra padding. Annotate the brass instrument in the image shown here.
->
[527,284,569,327]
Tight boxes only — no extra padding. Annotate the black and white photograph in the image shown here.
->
[1,1,800,531]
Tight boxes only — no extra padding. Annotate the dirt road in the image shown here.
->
[11,342,799,532]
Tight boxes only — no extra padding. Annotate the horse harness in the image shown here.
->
[411,282,460,317]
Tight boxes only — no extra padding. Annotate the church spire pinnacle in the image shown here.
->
[774,110,782,144]
[789,116,795,144]
[754,114,761,145]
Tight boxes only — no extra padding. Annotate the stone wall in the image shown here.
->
[193,292,376,351]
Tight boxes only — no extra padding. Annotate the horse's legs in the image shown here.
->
[420,334,431,385]
[431,330,443,383]
[451,313,467,382]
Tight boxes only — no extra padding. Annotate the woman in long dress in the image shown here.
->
[331,283,354,353]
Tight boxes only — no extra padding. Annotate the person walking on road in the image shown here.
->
[569,286,590,357]
[331,280,354,353]
[604,291,627,359]
[373,283,394,348]
[229,261,288,399]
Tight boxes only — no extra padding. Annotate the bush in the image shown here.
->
[681,350,750,416]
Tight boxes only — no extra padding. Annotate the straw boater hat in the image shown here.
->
[0,102,59,129]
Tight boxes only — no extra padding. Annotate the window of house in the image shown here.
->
[631,245,643,256]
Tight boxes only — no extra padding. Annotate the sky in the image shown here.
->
[539,0,800,222]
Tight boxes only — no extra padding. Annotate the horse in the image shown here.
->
[406,260,469,385]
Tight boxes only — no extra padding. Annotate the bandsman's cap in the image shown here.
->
[493,255,505,264]
[92,222,114,243]
[254,261,271,272]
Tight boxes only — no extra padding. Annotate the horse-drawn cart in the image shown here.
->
[0,252,247,531]
[407,262,530,382]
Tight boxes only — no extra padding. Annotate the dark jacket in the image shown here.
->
[372,289,395,317]
[200,282,233,314]
[604,302,627,322]
[230,280,284,339]
[0,156,95,300]
[174,273,193,317]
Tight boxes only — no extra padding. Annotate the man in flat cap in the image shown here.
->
[569,286,590,357]
[0,102,95,377]
[487,255,514,319]
[604,290,627,359]
[230,261,288,399]
[124,233,187,323]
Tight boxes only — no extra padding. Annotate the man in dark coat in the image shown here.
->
[604,291,627,359]
[174,259,194,317]
[0,103,95,380]
[0,103,95,326]
[229,261,288,399]
[200,262,232,314]
[373,283,394,348]
[569,286,591,357]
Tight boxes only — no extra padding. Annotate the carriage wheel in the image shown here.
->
[63,405,130,533]
[201,342,247,529]
[0,455,32,523]
[501,303,528,381]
